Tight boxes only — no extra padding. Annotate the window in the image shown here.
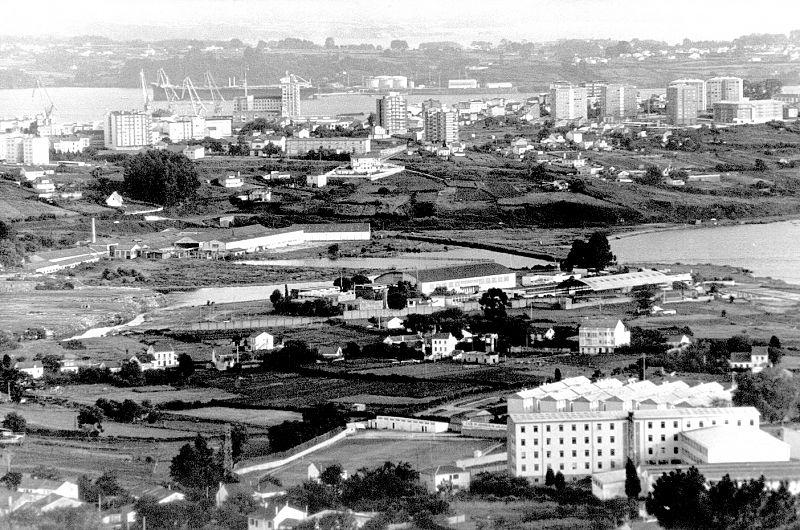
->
[521,426,526,433]
[572,437,576,444]
[572,450,577,457]
[661,435,666,442]
[687,422,691,428]
[585,450,590,457]
[585,462,590,470]
[572,425,577,431]
[674,434,678,441]
[674,447,679,454]
[750,419,755,426]
[674,421,678,428]
[546,425,551,432]
[559,463,564,470]
[647,422,652,429]
[521,465,526,472]
[534,439,539,446]
[534,451,539,458]
[597,437,602,444]
[725,420,729,425]
[610,423,615,430]
[737,420,741,426]
[534,464,539,471]
[559,425,564,432]
[584,437,589,444]
[648,448,653,455]
[585,424,590,431]
[559,438,564,445]
[611,461,616,468]
[699,421,704,428]
[648,435,653,442]
[534,426,539,433]
[521,440,526,446]
[660,421,665,428]
[522,452,527,459]
[598,449,603,456]
[610,436,615,443]
[546,438,551,445]
[559,451,564,458]
[597,423,602,430]
[546,451,551,458]
[598,462,603,469]
[610,449,615,456]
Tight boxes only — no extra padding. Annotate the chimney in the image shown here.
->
[91,217,96,244]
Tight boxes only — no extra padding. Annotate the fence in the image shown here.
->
[459,421,508,439]
[234,425,355,475]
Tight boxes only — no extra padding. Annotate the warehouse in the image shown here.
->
[373,262,516,295]
[295,223,371,242]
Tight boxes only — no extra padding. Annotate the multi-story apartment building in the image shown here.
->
[599,84,638,119]
[713,99,785,124]
[666,83,700,126]
[550,84,588,121]
[166,116,206,142]
[23,136,49,165]
[232,95,282,113]
[508,407,761,483]
[669,79,706,112]
[52,136,91,154]
[706,77,744,109]
[280,73,301,118]
[104,111,153,151]
[423,108,459,145]
[376,92,408,135]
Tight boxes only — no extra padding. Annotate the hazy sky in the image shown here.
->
[3,0,800,45]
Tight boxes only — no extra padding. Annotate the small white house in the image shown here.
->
[420,465,471,493]
[14,361,43,379]
[33,179,56,194]
[729,347,770,373]
[219,174,244,188]
[248,502,308,530]
[578,319,631,354]
[105,191,124,208]
[145,342,178,369]
[385,317,405,330]
[183,145,205,160]
[462,351,499,364]
[306,174,328,188]
[428,332,458,358]
[18,476,79,499]
[243,331,274,352]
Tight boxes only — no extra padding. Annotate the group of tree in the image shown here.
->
[386,281,421,310]
[287,461,448,529]
[333,274,372,292]
[646,467,796,529]
[3,411,26,433]
[94,398,157,424]
[269,289,344,317]
[562,232,615,271]
[261,339,321,371]
[733,367,799,423]
[122,150,201,208]
[266,403,348,453]
[0,219,24,268]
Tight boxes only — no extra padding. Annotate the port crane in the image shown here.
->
[204,71,225,114]
[156,68,180,112]
[140,69,152,113]
[180,76,208,116]
[32,79,55,126]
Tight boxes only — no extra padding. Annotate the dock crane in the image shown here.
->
[204,71,225,115]
[140,69,152,113]
[32,79,55,126]
[180,76,208,116]
[156,68,180,112]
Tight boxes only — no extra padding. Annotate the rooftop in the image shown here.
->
[680,426,787,452]
[413,262,513,284]
[578,270,673,292]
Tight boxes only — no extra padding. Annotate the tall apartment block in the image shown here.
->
[706,77,744,109]
[104,111,153,151]
[550,84,588,121]
[376,92,408,135]
[713,99,785,124]
[666,84,700,126]
[423,108,459,145]
[2,136,49,165]
[669,79,706,115]
[599,84,638,119]
[280,73,302,118]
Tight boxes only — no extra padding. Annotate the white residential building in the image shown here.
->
[423,108,459,145]
[104,111,153,151]
[729,346,770,373]
[428,332,458,357]
[146,343,178,369]
[550,84,588,121]
[376,92,408,135]
[183,145,205,160]
[713,99,785,124]
[578,319,630,354]
[706,77,743,109]
[420,465,471,493]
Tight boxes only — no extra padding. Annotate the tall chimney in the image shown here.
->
[91,217,96,244]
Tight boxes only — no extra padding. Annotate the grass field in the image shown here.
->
[162,406,301,426]
[259,432,500,486]
[36,384,241,406]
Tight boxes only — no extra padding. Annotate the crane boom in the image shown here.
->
[140,69,151,113]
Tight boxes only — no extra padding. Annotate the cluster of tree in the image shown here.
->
[77,471,125,503]
[344,341,423,362]
[303,148,352,162]
[646,467,796,529]
[123,150,201,208]
[269,289,343,317]
[311,125,369,138]
[562,232,615,271]
[2,412,26,433]
[266,403,347,453]
[333,274,372,292]
[743,78,783,100]
[100,267,147,283]
[404,308,468,337]
[386,281,421,310]
[261,339,321,371]
[0,355,26,401]
[0,220,24,268]
[94,398,158,424]
[287,461,448,528]
[733,367,798,423]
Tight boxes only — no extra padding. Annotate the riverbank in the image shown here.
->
[610,212,800,240]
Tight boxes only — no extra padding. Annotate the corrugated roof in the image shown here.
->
[296,223,371,233]
[413,262,513,284]
[578,270,671,291]
[680,426,785,450]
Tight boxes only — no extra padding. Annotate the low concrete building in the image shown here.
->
[729,346,770,373]
[578,319,630,354]
[373,262,516,296]
[679,426,790,464]
[420,465,471,493]
[14,361,43,379]
[368,415,448,433]
[306,174,327,188]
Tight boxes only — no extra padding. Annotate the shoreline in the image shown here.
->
[609,213,800,240]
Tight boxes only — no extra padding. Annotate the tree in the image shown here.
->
[77,406,104,433]
[231,423,248,463]
[769,335,784,365]
[324,37,336,49]
[0,240,22,268]
[270,289,284,306]
[479,288,509,320]
[631,284,659,312]
[177,353,195,379]
[287,480,338,514]
[563,232,615,270]
[390,40,409,50]
[387,281,418,310]
[319,464,344,488]
[733,368,798,422]
[404,314,435,334]
[169,433,222,490]
[2,412,26,433]
[328,244,340,258]
[0,471,21,490]
[770,335,782,349]
[123,150,200,207]
[754,158,768,171]
[646,467,709,529]
[544,467,555,487]
[215,489,258,530]
[624,458,641,499]
[553,471,566,491]
[553,368,562,382]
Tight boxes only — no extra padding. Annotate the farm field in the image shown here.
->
[0,403,192,439]
[259,432,500,486]
[162,406,301,427]
[35,384,241,406]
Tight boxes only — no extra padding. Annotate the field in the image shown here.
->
[162,406,301,427]
[257,432,501,486]
[36,384,241,406]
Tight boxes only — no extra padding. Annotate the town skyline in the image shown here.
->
[4,0,800,46]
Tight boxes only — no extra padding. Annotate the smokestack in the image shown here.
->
[91,217,96,244]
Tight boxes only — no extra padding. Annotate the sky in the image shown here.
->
[2,0,800,46]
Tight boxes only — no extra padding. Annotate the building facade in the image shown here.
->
[423,108,459,145]
[286,137,371,156]
[599,84,637,119]
[669,79,706,113]
[550,84,588,121]
[578,319,630,354]
[280,73,302,118]
[667,83,701,126]
[508,407,761,483]
[376,92,408,135]
[713,99,784,124]
[706,77,744,109]
[104,111,153,150]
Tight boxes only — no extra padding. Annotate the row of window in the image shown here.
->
[520,422,617,434]
[520,460,617,473]
[520,448,617,459]
[519,435,617,446]
[645,418,753,429]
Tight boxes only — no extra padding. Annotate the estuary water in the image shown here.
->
[610,220,800,285]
